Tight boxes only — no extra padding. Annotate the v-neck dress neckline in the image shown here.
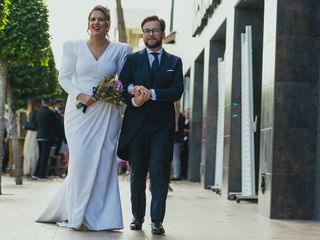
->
[85,41,112,62]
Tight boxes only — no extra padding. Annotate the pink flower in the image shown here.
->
[115,80,123,91]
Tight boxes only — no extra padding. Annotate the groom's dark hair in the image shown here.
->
[141,15,166,32]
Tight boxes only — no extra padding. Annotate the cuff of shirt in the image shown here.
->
[128,84,134,95]
[131,97,141,107]
[151,89,156,100]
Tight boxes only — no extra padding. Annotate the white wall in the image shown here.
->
[172,0,238,74]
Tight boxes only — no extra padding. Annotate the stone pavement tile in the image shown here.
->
[52,228,128,240]
[2,231,19,240]
[32,228,58,239]
[1,175,320,240]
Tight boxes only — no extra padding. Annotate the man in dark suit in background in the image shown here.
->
[47,98,65,176]
[33,97,58,180]
[117,15,184,235]
[53,99,65,156]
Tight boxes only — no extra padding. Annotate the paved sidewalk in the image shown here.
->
[1,175,320,240]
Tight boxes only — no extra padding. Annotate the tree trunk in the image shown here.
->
[7,79,22,185]
[0,58,8,194]
[116,0,127,43]
[170,0,175,32]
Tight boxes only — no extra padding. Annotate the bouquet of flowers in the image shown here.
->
[76,74,124,113]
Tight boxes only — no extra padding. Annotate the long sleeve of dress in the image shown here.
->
[58,41,82,99]
[116,43,133,75]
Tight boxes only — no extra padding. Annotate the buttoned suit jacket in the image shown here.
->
[37,107,59,141]
[117,48,184,160]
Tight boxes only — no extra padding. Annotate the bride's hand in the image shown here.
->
[76,93,96,106]
[134,90,150,106]
[134,86,151,99]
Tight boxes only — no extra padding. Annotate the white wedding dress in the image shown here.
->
[36,40,132,230]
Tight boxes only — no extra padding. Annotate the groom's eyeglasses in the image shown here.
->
[142,28,161,36]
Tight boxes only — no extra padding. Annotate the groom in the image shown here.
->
[117,15,184,235]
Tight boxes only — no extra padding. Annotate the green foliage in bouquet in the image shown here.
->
[76,74,124,113]
[94,74,124,105]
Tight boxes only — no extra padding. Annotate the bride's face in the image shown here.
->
[88,10,110,37]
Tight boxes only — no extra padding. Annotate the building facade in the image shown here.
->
[168,0,320,220]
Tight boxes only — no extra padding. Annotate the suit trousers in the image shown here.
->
[128,122,172,223]
[35,140,53,178]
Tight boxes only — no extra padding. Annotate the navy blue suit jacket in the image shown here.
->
[117,48,184,160]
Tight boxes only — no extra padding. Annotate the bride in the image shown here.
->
[36,5,132,230]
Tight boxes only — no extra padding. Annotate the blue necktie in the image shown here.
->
[151,52,159,74]
[150,53,159,84]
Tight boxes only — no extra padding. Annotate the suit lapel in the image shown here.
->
[137,49,152,87]
[153,50,169,85]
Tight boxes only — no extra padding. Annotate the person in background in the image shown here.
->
[118,157,128,175]
[23,97,42,177]
[181,108,190,179]
[47,98,66,177]
[33,96,59,180]
[53,98,65,156]
[171,101,185,181]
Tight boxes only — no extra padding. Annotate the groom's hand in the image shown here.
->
[132,86,151,96]
[134,86,151,100]
[130,85,149,96]
[130,86,142,95]
[133,88,151,106]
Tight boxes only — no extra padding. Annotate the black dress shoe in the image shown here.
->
[130,218,144,230]
[151,221,165,235]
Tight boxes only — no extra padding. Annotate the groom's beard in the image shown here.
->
[144,38,162,49]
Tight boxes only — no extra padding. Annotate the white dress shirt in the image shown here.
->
[130,48,163,107]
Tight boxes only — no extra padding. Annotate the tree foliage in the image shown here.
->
[0,0,64,109]
[0,0,50,63]
[0,0,10,30]
[0,0,59,187]
[8,47,63,109]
